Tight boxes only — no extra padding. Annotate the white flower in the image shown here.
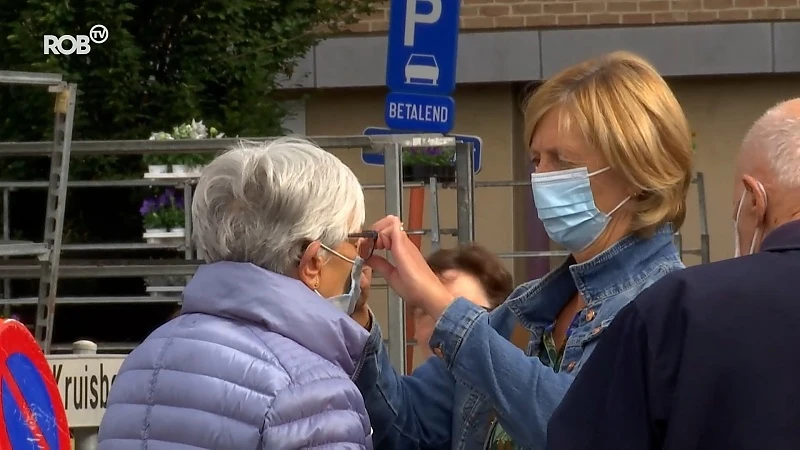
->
[150,120,222,140]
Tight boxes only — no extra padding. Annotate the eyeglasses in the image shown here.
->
[349,230,378,261]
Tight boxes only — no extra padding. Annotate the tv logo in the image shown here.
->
[44,24,108,55]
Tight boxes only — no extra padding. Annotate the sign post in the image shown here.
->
[384,0,461,374]
[385,0,460,132]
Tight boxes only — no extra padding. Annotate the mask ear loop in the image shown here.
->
[606,196,631,216]
[748,182,769,255]
[587,166,629,215]
[587,166,611,177]
[319,243,355,264]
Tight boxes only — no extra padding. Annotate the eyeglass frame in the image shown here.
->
[299,230,379,263]
[348,230,379,261]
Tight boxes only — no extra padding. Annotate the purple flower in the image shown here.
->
[157,192,170,207]
[425,147,441,156]
[175,193,184,210]
[139,198,156,216]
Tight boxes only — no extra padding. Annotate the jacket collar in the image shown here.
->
[505,224,679,329]
[761,220,800,252]
[181,261,368,376]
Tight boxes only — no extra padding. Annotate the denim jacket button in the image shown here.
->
[566,361,577,373]
[586,309,596,321]
[433,346,445,359]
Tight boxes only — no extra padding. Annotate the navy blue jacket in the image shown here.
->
[547,221,800,450]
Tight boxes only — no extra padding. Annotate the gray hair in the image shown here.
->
[192,137,366,274]
[742,99,800,187]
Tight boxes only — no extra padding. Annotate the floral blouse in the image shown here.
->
[485,322,565,450]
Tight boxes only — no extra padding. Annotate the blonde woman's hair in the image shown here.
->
[524,51,693,235]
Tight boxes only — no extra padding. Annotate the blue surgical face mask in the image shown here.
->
[316,245,364,315]
[530,167,629,253]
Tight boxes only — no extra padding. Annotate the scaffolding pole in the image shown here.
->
[36,83,77,353]
[455,141,475,244]
[0,129,464,362]
[384,143,406,374]
[0,71,77,353]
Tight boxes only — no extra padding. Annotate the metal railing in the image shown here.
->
[0,70,78,353]
[0,132,466,373]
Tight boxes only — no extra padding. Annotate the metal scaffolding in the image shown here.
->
[0,119,710,370]
[0,131,456,371]
[0,71,77,354]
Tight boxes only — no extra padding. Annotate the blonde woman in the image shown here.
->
[352,51,694,449]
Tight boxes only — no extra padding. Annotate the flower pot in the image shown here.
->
[402,164,456,184]
[144,228,167,234]
[148,165,169,174]
[187,165,205,176]
[171,164,188,174]
[170,227,186,236]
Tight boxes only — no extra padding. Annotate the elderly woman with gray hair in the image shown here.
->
[97,138,376,450]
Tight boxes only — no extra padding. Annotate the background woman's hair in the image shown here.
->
[426,244,514,308]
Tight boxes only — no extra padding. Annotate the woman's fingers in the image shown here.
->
[365,254,396,280]
[360,266,373,288]
[373,216,405,252]
[370,215,402,233]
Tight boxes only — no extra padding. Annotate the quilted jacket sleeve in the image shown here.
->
[262,376,373,449]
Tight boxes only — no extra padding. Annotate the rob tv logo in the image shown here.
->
[44,25,109,55]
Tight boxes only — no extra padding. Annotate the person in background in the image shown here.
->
[98,138,374,449]
[548,98,800,450]
[352,51,694,450]
[414,244,514,359]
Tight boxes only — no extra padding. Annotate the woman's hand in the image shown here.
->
[366,215,455,319]
[350,266,372,330]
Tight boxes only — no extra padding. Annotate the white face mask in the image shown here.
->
[315,244,364,315]
[733,182,767,257]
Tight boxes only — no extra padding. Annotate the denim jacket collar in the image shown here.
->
[506,223,676,331]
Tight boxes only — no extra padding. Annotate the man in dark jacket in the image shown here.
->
[547,98,800,450]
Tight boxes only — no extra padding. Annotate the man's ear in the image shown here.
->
[742,174,768,224]
[298,241,324,290]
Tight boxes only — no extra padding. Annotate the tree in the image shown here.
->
[2,0,374,142]
[0,0,375,341]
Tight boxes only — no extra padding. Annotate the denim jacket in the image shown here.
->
[355,224,683,450]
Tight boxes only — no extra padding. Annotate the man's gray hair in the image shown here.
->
[192,137,366,274]
[742,99,800,187]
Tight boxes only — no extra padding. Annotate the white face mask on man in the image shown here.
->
[733,181,768,257]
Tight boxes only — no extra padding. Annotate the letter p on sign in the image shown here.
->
[404,0,442,47]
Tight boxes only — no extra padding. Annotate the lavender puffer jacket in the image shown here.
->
[97,262,373,449]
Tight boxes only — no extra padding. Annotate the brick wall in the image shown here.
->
[348,0,800,32]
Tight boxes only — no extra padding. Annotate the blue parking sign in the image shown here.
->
[386,0,460,96]
[385,0,460,133]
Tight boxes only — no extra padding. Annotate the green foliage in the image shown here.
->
[402,147,456,167]
[142,154,168,166]
[161,206,185,229]
[0,0,375,251]
[1,0,377,180]
[142,212,163,229]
